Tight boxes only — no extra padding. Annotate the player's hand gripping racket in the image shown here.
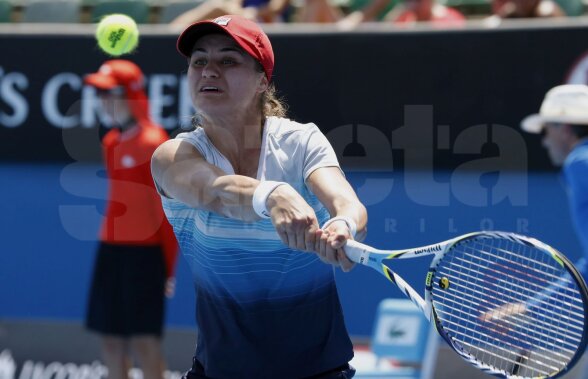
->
[344,231,588,379]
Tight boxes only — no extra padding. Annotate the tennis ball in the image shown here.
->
[95,14,139,57]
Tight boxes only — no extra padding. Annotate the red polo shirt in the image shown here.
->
[100,121,178,278]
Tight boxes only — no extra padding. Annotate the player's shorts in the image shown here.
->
[86,243,166,337]
[182,358,356,379]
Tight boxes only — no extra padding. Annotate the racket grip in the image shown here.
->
[344,240,371,265]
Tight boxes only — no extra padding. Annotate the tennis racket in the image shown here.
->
[344,231,588,379]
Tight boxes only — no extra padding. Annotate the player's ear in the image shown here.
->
[257,74,269,93]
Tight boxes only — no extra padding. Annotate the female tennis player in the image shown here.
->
[151,15,367,379]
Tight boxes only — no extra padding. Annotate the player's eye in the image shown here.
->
[192,58,207,66]
[221,58,236,65]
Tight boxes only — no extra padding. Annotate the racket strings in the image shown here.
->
[436,287,579,359]
[436,288,580,352]
[442,239,582,309]
[439,252,584,329]
[441,260,584,331]
[442,323,562,372]
[439,276,583,349]
[465,247,581,303]
[476,238,579,371]
[432,236,586,378]
[436,302,572,359]
[456,339,556,373]
[458,250,581,303]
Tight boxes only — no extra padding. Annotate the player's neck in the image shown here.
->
[203,114,264,153]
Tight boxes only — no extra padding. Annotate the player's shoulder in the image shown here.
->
[152,136,205,167]
[174,127,206,142]
[162,127,216,161]
[266,116,321,139]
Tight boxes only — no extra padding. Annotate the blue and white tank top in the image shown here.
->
[159,117,354,379]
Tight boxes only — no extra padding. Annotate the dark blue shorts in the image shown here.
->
[85,243,166,337]
[182,358,355,379]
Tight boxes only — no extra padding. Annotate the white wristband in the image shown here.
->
[252,181,287,219]
[321,216,357,238]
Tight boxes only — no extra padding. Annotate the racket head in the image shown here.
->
[426,231,588,379]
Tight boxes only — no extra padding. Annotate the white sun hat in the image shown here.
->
[521,84,588,134]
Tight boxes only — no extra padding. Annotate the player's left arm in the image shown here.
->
[306,167,367,271]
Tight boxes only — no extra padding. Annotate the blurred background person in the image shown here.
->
[387,0,465,25]
[338,0,465,29]
[487,0,564,22]
[169,0,292,25]
[168,0,347,25]
[295,0,346,22]
[84,60,179,379]
[520,84,588,282]
[336,0,395,29]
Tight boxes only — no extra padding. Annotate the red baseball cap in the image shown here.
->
[85,60,151,123]
[176,15,274,80]
[85,59,145,92]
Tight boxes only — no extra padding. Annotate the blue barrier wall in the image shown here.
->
[1,164,582,337]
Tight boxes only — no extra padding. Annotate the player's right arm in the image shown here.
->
[152,139,259,221]
[151,139,319,249]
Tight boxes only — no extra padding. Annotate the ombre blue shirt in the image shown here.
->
[158,117,353,378]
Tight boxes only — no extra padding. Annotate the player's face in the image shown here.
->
[541,123,570,166]
[188,34,268,119]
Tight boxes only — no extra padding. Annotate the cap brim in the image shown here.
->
[521,114,544,134]
[177,22,231,58]
[84,73,118,90]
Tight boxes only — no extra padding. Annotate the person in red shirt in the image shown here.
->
[337,0,465,29]
[391,0,466,26]
[489,0,564,18]
[84,60,178,379]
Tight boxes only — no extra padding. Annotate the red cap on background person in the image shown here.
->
[176,15,275,81]
[85,60,151,124]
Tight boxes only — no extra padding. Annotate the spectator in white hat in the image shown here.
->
[521,84,588,288]
[522,84,588,377]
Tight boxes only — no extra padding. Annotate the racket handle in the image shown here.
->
[344,240,371,265]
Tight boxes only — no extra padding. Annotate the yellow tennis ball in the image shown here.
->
[95,14,139,57]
